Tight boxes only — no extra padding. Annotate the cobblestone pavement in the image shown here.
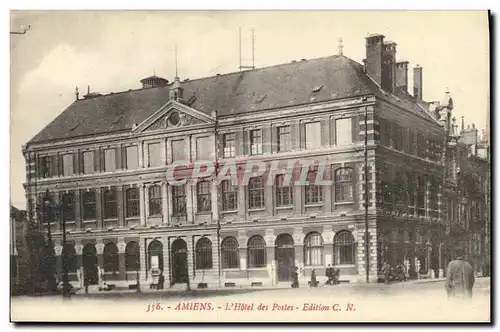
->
[11,278,490,323]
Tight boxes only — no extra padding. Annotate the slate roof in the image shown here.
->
[27,55,436,144]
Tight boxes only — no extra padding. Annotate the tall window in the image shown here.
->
[277,126,291,152]
[196,137,212,160]
[62,154,74,176]
[335,118,352,146]
[223,133,235,158]
[62,244,77,273]
[148,143,161,167]
[103,242,119,273]
[82,190,96,220]
[305,170,323,205]
[148,185,162,216]
[125,241,140,271]
[221,237,239,269]
[104,149,116,172]
[250,130,262,155]
[82,151,94,174]
[125,146,139,169]
[221,180,238,211]
[304,232,323,266]
[197,180,211,212]
[195,238,213,269]
[334,231,355,265]
[103,189,117,219]
[305,122,321,149]
[335,168,354,202]
[416,176,426,217]
[276,174,293,207]
[39,156,53,178]
[126,188,140,218]
[60,192,75,221]
[172,140,186,162]
[172,185,186,216]
[247,235,266,267]
[248,177,265,209]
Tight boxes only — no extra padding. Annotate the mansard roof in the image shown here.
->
[27,54,436,144]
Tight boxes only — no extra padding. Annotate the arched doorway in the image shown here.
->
[82,244,98,285]
[171,239,188,284]
[275,234,295,282]
[147,240,164,274]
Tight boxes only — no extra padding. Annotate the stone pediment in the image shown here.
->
[133,100,215,134]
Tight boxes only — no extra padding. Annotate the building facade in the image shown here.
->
[22,33,490,289]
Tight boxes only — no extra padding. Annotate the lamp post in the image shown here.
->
[59,198,71,298]
[42,189,57,293]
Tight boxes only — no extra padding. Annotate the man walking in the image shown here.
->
[445,250,475,299]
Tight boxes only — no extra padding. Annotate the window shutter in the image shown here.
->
[115,147,122,169]
[94,149,100,172]
[352,115,360,143]
[270,126,278,154]
[78,151,84,174]
[35,155,41,178]
[57,154,63,176]
[72,153,77,175]
[299,122,306,150]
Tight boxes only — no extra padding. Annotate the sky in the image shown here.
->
[9,10,490,210]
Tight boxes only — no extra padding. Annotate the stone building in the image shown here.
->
[22,33,489,288]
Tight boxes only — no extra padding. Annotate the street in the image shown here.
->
[11,278,490,323]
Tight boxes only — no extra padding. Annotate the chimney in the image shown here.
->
[382,41,397,92]
[365,33,385,87]
[395,61,409,92]
[413,65,423,101]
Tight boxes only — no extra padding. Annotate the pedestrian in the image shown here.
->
[84,276,89,295]
[382,262,391,284]
[291,266,299,288]
[158,271,165,290]
[310,269,318,287]
[325,264,333,285]
[445,251,475,299]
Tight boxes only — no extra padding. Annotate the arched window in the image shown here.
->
[195,238,213,270]
[247,235,266,267]
[221,180,238,211]
[305,170,322,204]
[221,237,239,269]
[335,168,353,202]
[125,241,140,271]
[82,190,96,220]
[248,177,264,209]
[276,174,293,207]
[334,231,356,265]
[103,242,119,273]
[126,188,140,218]
[197,180,212,212]
[62,243,77,273]
[103,189,117,219]
[304,232,323,266]
[148,185,162,217]
[60,192,75,221]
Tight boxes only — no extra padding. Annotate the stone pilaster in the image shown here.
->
[117,240,126,281]
[96,188,103,229]
[323,167,332,214]
[265,230,275,285]
[139,184,146,226]
[210,180,219,225]
[293,184,303,216]
[237,232,248,271]
[186,236,194,280]
[162,236,169,285]
[162,182,169,224]
[237,185,246,220]
[437,184,443,222]
[138,141,144,168]
[292,228,304,277]
[75,243,83,270]
[144,184,150,219]
[96,242,104,270]
[75,190,82,231]
[322,226,335,266]
[186,182,194,224]
[425,179,431,219]
[117,186,124,228]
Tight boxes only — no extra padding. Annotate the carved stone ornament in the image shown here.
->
[95,243,104,254]
[75,244,84,255]
[54,245,63,256]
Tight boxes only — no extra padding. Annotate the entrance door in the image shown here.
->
[171,239,188,284]
[82,244,98,285]
[275,234,295,282]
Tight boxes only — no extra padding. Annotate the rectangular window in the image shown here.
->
[250,130,262,155]
[276,174,293,207]
[148,185,162,217]
[305,122,322,149]
[223,133,235,158]
[221,180,238,211]
[277,126,291,152]
[172,185,187,216]
[125,146,138,169]
[126,188,140,218]
[305,170,323,205]
[148,143,161,167]
[104,149,116,172]
[82,151,94,174]
[335,118,352,146]
[248,177,265,209]
[39,156,53,178]
[197,181,212,212]
[62,154,74,176]
[171,140,186,162]
[196,137,212,160]
[82,190,96,220]
[103,189,117,219]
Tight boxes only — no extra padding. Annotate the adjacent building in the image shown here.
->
[22,33,490,288]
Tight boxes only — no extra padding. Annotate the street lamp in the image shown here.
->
[58,194,71,298]
[42,189,57,292]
